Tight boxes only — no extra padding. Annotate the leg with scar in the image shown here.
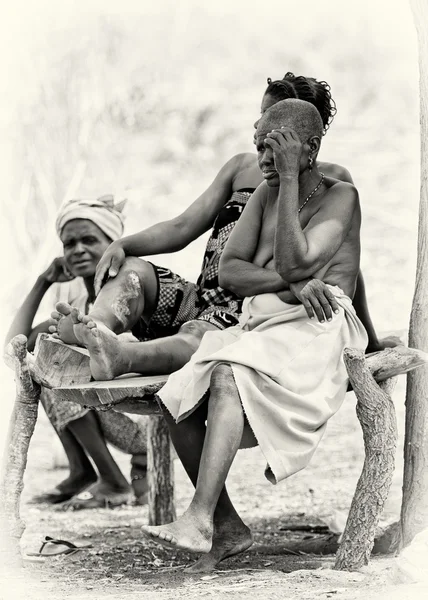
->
[142,364,253,571]
[50,257,217,377]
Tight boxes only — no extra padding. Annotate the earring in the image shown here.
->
[308,156,314,170]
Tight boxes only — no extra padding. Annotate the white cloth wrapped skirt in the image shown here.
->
[158,287,368,484]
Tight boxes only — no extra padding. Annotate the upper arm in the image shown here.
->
[302,182,359,266]
[173,153,251,240]
[220,183,267,267]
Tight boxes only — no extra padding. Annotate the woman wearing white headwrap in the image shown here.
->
[5,195,148,509]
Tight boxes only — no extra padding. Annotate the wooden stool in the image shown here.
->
[2,333,428,570]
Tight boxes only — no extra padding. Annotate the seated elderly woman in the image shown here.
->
[119,99,367,571]
[5,195,148,508]
[49,73,395,390]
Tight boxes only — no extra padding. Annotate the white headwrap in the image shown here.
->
[56,194,127,241]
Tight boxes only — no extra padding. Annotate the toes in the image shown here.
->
[50,311,62,321]
[55,302,73,316]
[51,333,60,339]
[80,314,93,325]
[70,307,83,324]
[48,325,58,333]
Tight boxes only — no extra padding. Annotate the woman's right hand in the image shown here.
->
[94,242,126,296]
[41,257,75,284]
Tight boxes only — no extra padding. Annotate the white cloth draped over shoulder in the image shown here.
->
[157,286,368,485]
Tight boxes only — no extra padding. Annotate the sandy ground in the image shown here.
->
[2,377,427,600]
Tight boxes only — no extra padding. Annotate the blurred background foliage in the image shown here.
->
[0,0,421,337]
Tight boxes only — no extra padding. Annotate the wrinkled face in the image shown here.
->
[255,127,311,188]
[253,93,278,130]
[60,219,111,278]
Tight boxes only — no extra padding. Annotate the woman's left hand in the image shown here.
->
[289,278,340,323]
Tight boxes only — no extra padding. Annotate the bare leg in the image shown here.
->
[158,398,252,571]
[68,315,216,379]
[59,412,131,509]
[50,257,158,344]
[33,428,97,504]
[142,365,251,556]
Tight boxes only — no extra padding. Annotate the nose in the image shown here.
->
[73,241,85,255]
[253,117,260,129]
[259,147,273,168]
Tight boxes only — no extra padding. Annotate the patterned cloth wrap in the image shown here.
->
[143,190,253,339]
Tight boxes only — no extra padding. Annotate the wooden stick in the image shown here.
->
[400,0,428,549]
[147,415,176,526]
[334,348,398,570]
[0,335,41,568]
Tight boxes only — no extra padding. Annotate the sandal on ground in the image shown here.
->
[26,536,92,557]
[59,486,132,511]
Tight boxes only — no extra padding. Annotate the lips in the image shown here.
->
[262,170,278,180]
[73,260,92,267]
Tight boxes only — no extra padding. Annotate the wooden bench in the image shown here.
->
[2,332,428,571]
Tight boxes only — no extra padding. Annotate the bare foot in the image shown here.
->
[49,302,81,345]
[69,308,131,380]
[185,515,253,573]
[141,510,213,553]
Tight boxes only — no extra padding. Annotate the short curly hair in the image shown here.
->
[264,72,337,134]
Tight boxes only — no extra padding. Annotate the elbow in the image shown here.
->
[169,219,192,251]
[218,268,233,292]
[275,258,309,283]
[218,256,236,292]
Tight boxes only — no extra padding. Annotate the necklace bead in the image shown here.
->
[298,173,325,213]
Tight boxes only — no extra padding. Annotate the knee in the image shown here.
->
[177,321,211,353]
[112,257,157,297]
[210,364,234,395]
[120,257,154,284]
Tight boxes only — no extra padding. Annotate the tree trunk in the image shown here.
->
[0,335,41,568]
[335,349,398,570]
[400,0,428,548]
[147,415,176,526]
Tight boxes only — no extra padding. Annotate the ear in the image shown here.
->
[308,135,321,154]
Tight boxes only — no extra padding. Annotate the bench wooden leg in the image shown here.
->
[0,335,41,568]
[147,415,176,525]
[335,348,398,571]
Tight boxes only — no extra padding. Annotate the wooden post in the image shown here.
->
[335,349,398,571]
[0,335,41,568]
[147,415,176,525]
[400,0,428,548]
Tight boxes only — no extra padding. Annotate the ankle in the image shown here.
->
[187,500,214,527]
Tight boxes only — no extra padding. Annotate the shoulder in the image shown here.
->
[229,152,256,170]
[325,180,360,212]
[319,161,354,184]
[214,153,254,182]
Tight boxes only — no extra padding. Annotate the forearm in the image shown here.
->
[5,277,51,347]
[274,174,312,280]
[120,219,192,257]
[219,258,288,297]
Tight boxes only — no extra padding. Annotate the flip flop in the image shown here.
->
[26,536,92,557]
[31,489,75,505]
[60,488,132,510]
